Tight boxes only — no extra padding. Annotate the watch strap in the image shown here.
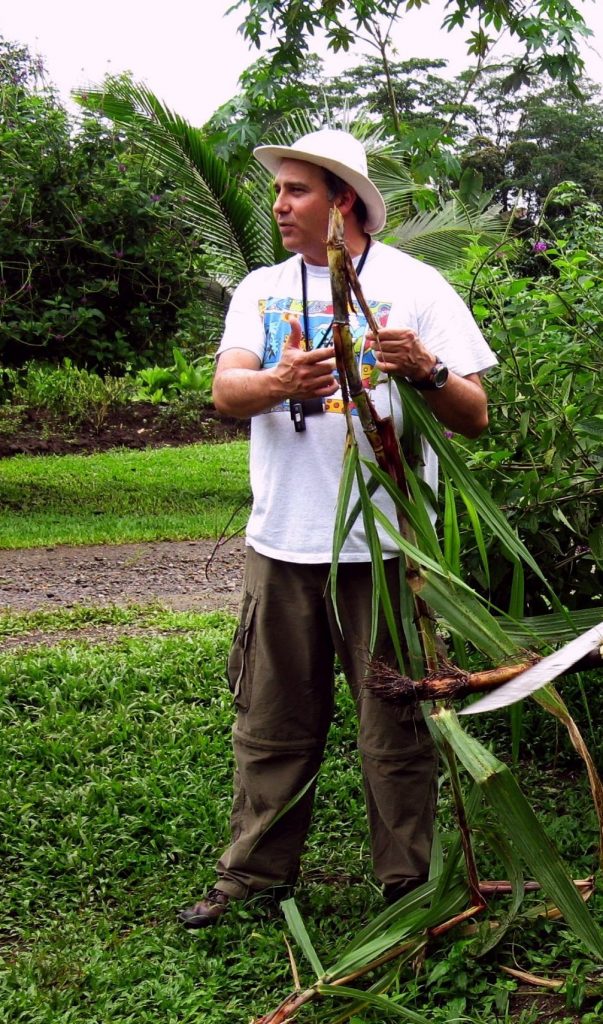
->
[408,360,448,391]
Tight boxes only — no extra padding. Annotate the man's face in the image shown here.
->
[272,159,333,264]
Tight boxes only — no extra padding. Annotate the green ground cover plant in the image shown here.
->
[0,612,600,1023]
[0,442,250,547]
[0,360,133,434]
[0,605,211,638]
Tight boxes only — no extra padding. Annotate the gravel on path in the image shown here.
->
[0,538,246,615]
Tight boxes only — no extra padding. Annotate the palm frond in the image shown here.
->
[368,151,436,225]
[391,201,503,271]
[74,79,274,283]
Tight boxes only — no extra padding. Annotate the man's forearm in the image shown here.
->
[419,372,488,439]
[212,366,284,418]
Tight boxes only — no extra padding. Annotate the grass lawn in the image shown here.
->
[0,443,601,1022]
[0,607,601,1024]
[0,442,250,548]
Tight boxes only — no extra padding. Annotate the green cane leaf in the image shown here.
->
[330,439,360,629]
[328,881,467,979]
[395,380,567,616]
[371,507,516,661]
[355,461,405,669]
[431,708,603,960]
[281,898,325,978]
[470,827,525,956]
[318,981,432,1023]
[508,559,526,762]
[443,472,468,668]
[459,487,491,590]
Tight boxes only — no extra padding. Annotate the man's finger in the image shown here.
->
[306,345,335,363]
[284,315,303,349]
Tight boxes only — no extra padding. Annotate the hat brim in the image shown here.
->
[253,143,387,235]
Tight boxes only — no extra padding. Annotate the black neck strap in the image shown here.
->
[301,234,372,349]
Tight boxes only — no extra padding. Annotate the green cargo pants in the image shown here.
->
[215,547,438,899]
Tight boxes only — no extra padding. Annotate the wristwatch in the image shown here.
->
[408,360,449,390]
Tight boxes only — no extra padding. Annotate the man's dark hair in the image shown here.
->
[323,169,368,228]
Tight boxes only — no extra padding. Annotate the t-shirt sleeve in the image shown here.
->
[217,269,267,362]
[398,266,497,378]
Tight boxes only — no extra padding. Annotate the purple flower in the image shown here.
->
[149,194,161,203]
[113,249,124,259]
[444,430,455,440]
[118,163,127,173]
[532,240,549,253]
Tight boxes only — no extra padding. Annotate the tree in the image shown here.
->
[460,72,603,213]
[0,40,201,370]
[204,54,327,167]
[230,0,592,106]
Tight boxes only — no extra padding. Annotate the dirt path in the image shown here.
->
[0,537,246,615]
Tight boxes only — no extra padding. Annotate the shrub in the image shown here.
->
[2,359,134,430]
[452,184,602,611]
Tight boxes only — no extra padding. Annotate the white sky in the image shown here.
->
[2,0,602,126]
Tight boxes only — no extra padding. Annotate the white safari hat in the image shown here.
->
[253,128,387,234]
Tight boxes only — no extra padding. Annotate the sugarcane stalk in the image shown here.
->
[367,648,603,706]
[477,876,594,896]
[441,736,486,910]
[327,207,438,671]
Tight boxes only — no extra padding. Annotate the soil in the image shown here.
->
[0,403,249,643]
[0,401,249,458]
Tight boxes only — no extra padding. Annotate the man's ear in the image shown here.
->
[334,186,357,217]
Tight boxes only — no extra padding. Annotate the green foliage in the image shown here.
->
[204,54,327,166]
[133,347,214,405]
[0,39,201,370]
[231,0,591,88]
[452,184,603,611]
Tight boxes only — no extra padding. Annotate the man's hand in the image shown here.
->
[366,327,489,439]
[278,317,338,399]
[213,317,338,419]
[366,328,435,383]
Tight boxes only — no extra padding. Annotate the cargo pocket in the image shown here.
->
[227,590,258,712]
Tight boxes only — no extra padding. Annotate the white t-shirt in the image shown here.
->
[218,241,497,563]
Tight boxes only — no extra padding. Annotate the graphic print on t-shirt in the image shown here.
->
[260,295,392,414]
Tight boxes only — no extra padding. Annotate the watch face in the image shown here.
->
[433,362,449,388]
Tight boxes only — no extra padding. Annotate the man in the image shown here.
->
[178,129,497,928]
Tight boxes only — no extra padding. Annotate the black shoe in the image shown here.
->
[383,876,427,905]
[177,888,231,929]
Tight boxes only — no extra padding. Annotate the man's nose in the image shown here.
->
[273,191,289,215]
